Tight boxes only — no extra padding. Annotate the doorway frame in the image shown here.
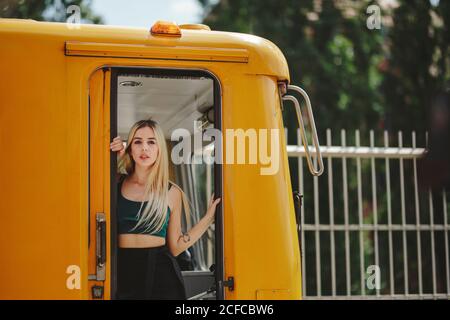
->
[109,66,224,300]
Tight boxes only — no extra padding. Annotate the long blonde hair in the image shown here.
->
[118,119,192,234]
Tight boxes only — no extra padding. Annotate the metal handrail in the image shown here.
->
[283,85,324,176]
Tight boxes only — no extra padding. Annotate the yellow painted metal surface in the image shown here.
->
[256,289,292,300]
[88,69,112,299]
[0,18,300,300]
[65,41,249,63]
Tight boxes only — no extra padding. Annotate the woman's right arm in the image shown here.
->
[110,136,125,156]
[110,136,125,179]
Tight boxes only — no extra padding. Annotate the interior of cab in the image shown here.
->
[115,69,220,299]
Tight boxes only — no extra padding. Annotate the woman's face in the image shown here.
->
[130,126,159,168]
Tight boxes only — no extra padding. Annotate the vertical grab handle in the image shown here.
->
[282,85,324,176]
[96,213,106,281]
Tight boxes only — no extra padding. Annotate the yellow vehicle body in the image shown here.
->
[0,19,301,300]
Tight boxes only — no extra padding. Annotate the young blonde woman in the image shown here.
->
[110,119,221,300]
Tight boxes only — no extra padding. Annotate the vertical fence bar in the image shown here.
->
[412,131,423,295]
[424,131,438,297]
[398,131,409,295]
[356,130,365,296]
[428,190,437,296]
[342,129,351,296]
[443,190,450,295]
[327,129,337,297]
[298,129,306,297]
[370,131,380,297]
[314,150,321,296]
[384,131,395,296]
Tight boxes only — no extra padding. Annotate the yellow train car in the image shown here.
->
[0,19,323,300]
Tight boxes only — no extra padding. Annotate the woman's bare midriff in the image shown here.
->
[119,234,166,248]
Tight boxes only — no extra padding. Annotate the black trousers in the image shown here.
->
[117,245,187,300]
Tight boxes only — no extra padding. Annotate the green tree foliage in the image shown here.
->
[199,0,449,137]
[199,0,384,142]
[0,0,102,24]
[381,0,449,133]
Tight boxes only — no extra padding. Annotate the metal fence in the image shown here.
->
[287,129,450,299]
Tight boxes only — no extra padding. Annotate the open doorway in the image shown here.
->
[110,68,223,300]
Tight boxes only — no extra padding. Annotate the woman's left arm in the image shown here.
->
[167,188,221,257]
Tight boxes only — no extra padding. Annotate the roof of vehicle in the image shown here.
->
[0,19,290,81]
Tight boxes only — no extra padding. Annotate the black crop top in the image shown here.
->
[117,177,171,238]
